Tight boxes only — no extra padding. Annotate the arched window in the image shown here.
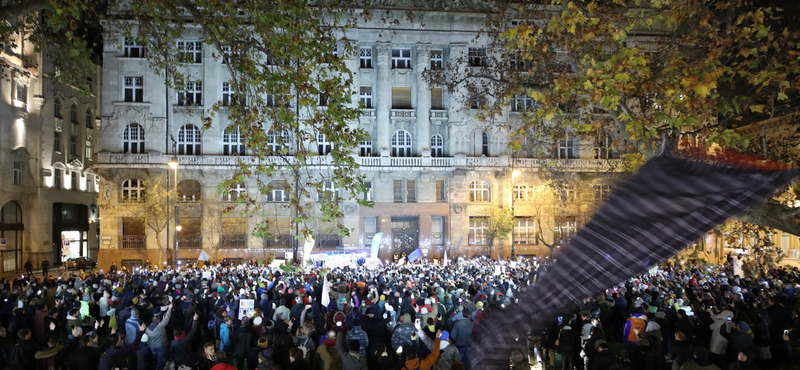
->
[317,133,331,155]
[86,109,94,129]
[359,135,372,157]
[70,103,78,124]
[482,132,489,156]
[469,180,491,202]
[177,124,202,155]
[222,183,246,202]
[223,126,245,155]
[177,179,201,202]
[391,130,412,157]
[430,134,444,157]
[267,130,289,155]
[54,98,62,119]
[122,123,145,154]
[121,179,144,202]
[1,201,23,271]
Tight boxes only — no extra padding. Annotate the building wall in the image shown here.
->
[0,25,101,273]
[93,12,623,268]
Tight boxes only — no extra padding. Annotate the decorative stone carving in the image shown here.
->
[115,106,148,123]
[13,71,31,87]
[104,32,120,53]
[98,176,113,205]
[415,43,431,64]
[375,42,391,64]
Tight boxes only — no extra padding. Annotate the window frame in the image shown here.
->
[469,180,491,202]
[267,130,289,155]
[54,169,63,189]
[359,47,373,69]
[122,123,145,154]
[177,124,202,155]
[177,81,202,106]
[222,183,246,202]
[514,217,537,245]
[557,133,576,159]
[359,86,373,109]
[124,37,144,58]
[54,131,62,153]
[70,103,79,124]
[359,136,372,157]
[123,76,144,102]
[177,40,203,64]
[391,130,413,157]
[223,126,246,156]
[468,47,488,67]
[85,138,93,160]
[121,178,144,202]
[468,217,489,245]
[430,134,444,157]
[511,94,536,112]
[317,133,332,155]
[13,161,22,185]
[391,48,412,69]
[430,49,443,70]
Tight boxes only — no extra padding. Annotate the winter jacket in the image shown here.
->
[170,320,199,366]
[145,305,172,349]
[234,324,259,358]
[666,340,694,370]
[433,342,460,370]
[34,345,67,370]
[313,340,340,370]
[135,344,154,370]
[624,316,646,344]
[390,323,416,350]
[345,327,369,357]
[401,337,441,370]
[9,338,36,368]
[125,316,143,344]
[449,317,474,348]
[336,332,367,370]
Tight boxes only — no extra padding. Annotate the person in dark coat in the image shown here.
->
[69,336,100,370]
[41,259,49,277]
[589,342,622,370]
[25,260,33,276]
[100,327,144,370]
[8,328,36,369]
[234,317,258,369]
[171,313,199,367]
[134,334,155,370]
[557,322,578,370]
[666,331,694,370]
[720,321,754,368]
[675,309,694,341]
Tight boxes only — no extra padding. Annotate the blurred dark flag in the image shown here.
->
[471,150,798,369]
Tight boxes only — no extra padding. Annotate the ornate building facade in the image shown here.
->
[94,10,625,269]
[0,21,102,273]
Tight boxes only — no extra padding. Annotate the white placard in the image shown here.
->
[238,299,254,320]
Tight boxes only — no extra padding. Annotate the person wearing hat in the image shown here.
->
[313,331,339,370]
[416,322,460,370]
[256,349,280,370]
[680,347,721,370]
[719,320,754,367]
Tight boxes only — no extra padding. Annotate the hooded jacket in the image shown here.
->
[335,332,367,370]
[449,316,474,348]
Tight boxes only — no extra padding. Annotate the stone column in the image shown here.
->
[375,42,392,155]
[415,43,432,156]
[448,43,468,156]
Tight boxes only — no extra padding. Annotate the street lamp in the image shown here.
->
[511,169,521,258]
[169,158,179,266]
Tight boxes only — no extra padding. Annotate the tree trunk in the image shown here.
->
[733,201,800,236]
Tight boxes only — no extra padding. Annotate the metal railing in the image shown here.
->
[177,235,202,249]
[262,234,293,249]
[468,233,488,245]
[220,234,247,249]
[121,235,146,249]
[316,234,341,248]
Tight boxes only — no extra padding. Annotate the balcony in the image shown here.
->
[430,110,448,125]
[315,234,341,249]
[262,234,293,248]
[121,235,146,249]
[468,233,488,245]
[177,235,202,249]
[390,109,415,124]
[95,152,625,173]
[221,234,247,249]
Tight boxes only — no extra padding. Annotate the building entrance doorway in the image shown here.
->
[0,201,24,273]
[391,216,419,255]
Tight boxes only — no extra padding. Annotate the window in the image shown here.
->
[70,136,78,156]
[558,134,575,159]
[392,48,412,69]
[85,139,93,159]
[391,130,412,157]
[54,132,62,153]
[121,179,144,202]
[222,183,246,202]
[432,216,444,245]
[359,86,372,108]
[177,124,202,155]
[266,183,289,202]
[365,216,378,242]
[85,109,94,128]
[54,98,62,118]
[363,180,373,202]
[359,47,372,68]
[54,169,63,189]
[560,184,575,203]
[468,47,488,67]
[123,76,144,102]
[514,218,536,244]
[223,126,245,155]
[392,87,412,109]
[435,179,446,202]
[317,133,331,155]
[593,185,613,202]
[392,179,416,203]
[555,217,577,244]
[470,94,486,109]
[14,82,27,104]
[70,104,78,124]
[221,82,245,106]
[319,181,339,201]
[220,46,231,64]
[359,135,372,157]
[124,37,144,58]
[595,134,615,159]
[513,184,536,202]
[430,50,443,70]
[318,92,329,106]
[178,81,202,106]
[469,217,489,245]
[482,132,489,156]
[177,40,203,63]
[122,123,145,154]
[71,170,79,191]
[13,162,21,185]
[267,130,289,154]
[431,134,444,157]
[511,94,536,112]
[469,180,491,202]
[86,174,93,193]
[431,87,444,110]
[510,52,527,71]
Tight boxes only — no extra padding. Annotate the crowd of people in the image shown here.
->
[0,253,796,370]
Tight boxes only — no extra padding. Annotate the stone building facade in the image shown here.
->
[0,23,102,273]
[94,11,624,269]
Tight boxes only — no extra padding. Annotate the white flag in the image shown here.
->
[443,250,448,266]
[321,273,330,307]
[197,250,211,261]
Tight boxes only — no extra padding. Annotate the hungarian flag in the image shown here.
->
[470,151,798,369]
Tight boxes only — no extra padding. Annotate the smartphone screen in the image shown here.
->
[336,321,342,327]
[727,316,732,321]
